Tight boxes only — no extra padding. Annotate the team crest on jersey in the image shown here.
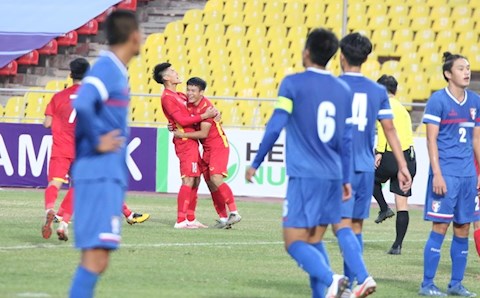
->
[432,200,441,213]
[470,108,477,120]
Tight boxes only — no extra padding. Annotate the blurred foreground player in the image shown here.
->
[246,28,352,298]
[173,77,242,229]
[69,10,141,298]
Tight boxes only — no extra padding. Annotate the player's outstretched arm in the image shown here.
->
[174,121,212,140]
[246,109,289,182]
[380,119,412,192]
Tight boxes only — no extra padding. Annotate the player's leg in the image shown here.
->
[206,176,229,228]
[123,202,150,225]
[474,221,480,258]
[187,177,208,228]
[70,248,109,298]
[372,153,395,223]
[211,174,241,227]
[56,187,73,241]
[387,194,408,255]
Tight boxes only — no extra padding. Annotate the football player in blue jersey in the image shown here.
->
[419,52,480,297]
[334,33,412,298]
[69,10,141,298]
[246,28,353,298]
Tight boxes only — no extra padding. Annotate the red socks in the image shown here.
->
[44,185,59,210]
[187,187,198,222]
[474,229,480,257]
[217,183,237,212]
[211,190,228,218]
[59,188,74,223]
[122,203,132,218]
[177,185,192,223]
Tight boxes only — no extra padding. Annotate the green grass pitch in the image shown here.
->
[0,188,479,297]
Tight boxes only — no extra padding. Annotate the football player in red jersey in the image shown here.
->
[42,58,149,241]
[173,77,241,229]
[154,63,217,229]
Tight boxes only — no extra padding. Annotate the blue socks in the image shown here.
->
[310,242,329,298]
[288,241,333,288]
[449,235,468,287]
[356,233,364,252]
[70,266,99,298]
[422,231,445,287]
[336,227,369,284]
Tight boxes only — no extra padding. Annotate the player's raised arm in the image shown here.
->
[245,79,291,182]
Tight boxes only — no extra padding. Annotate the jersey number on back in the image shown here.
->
[317,101,336,142]
[351,93,368,131]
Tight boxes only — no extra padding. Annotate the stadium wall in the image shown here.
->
[0,123,430,205]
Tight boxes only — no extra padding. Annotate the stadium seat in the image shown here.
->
[202,10,223,24]
[368,15,389,29]
[367,3,387,16]
[224,0,244,13]
[57,31,78,46]
[117,0,137,11]
[0,104,4,118]
[243,10,263,26]
[183,9,203,24]
[348,15,368,31]
[264,0,284,15]
[392,28,414,45]
[372,29,392,45]
[410,17,431,31]
[38,39,58,55]
[184,23,204,38]
[0,61,18,76]
[305,12,325,29]
[265,25,287,42]
[223,10,243,25]
[432,17,453,32]
[375,41,395,57]
[410,5,429,18]
[3,97,25,123]
[451,5,471,18]
[264,12,283,26]
[17,50,39,66]
[430,6,451,19]
[348,2,366,16]
[77,20,98,35]
[396,41,416,56]
[380,60,401,76]
[95,6,116,23]
[429,72,447,91]
[454,18,475,33]
[45,80,67,91]
[131,101,155,126]
[284,0,305,27]
[389,4,408,16]
[164,21,184,39]
[203,0,223,12]
[414,29,435,46]
[388,15,409,30]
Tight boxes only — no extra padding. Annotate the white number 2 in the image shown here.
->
[351,93,368,132]
[459,127,467,143]
[68,109,77,123]
[317,101,336,142]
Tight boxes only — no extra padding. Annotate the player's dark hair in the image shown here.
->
[377,75,398,95]
[340,33,372,66]
[69,58,90,80]
[186,77,207,91]
[304,28,339,67]
[442,51,468,82]
[153,62,171,84]
[105,10,139,46]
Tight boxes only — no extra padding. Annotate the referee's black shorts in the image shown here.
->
[375,146,417,197]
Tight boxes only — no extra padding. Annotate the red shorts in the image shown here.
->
[48,156,74,184]
[175,142,201,178]
[202,146,229,182]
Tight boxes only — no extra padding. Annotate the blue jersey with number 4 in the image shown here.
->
[339,73,393,172]
[423,88,480,177]
[279,68,353,180]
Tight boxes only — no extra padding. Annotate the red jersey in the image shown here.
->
[188,97,228,150]
[44,84,79,158]
[161,88,203,150]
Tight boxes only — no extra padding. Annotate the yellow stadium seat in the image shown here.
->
[362,60,380,73]
[204,23,225,38]
[368,15,389,29]
[245,24,266,41]
[380,60,400,75]
[144,33,164,52]
[348,2,366,15]
[388,15,409,30]
[325,2,342,16]
[163,21,184,38]
[463,44,480,60]
[183,9,202,24]
[205,34,226,49]
[451,5,471,18]
[348,15,368,31]
[203,0,223,12]
[410,5,429,18]
[414,29,435,46]
[453,18,475,33]
[439,42,460,54]
[410,17,431,31]
[223,11,243,25]
[284,0,305,27]
[457,31,478,50]
[65,77,73,87]
[396,41,416,55]
[305,12,325,29]
[426,0,448,6]
[24,92,47,124]
[132,101,155,126]
[367,3,387,16]
[259,101,275,126]
[432,17,452,32]
[225,24,246,37]
[430,6,451,19]
[392,28,414,45]
[154,107,168,124]
[264,11,283,26]
[372,29,392,44]
[429,72,447,91]
[399,52,420,65]
[417,42,438,59]
[224,0,244,13]
[469,54,480,71]
[45,80,67,91]
[184,23,204,37]
[264,0,283,14]
[4,97,25,123]
[266,25,287,41]
[243,0,262,14]
[406,74,430,99]
[435,30,456,45]
[243,9,263,25]
[202,10,223,25]
[375,41,395,57]
[389,4,408,16]
[472,7,480,20]
[0,104,4,119]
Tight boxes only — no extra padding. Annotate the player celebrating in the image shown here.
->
[420,52,480,297]
[246,28,352,298]
[69,10,141,297]
[373,75,416,255]
[172,77,242,229]
[42,58,88,241]
[153,63,217,228]
[335,33,411,297]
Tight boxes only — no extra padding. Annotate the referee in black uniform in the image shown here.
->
[373,75,416,255]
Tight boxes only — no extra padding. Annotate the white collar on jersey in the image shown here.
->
[306,67,330,74]
[100,50,128,78]
[342,72,364,77]
[444,87,468,106]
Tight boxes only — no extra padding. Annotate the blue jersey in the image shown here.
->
[73,51,130,186]
[273,68,353,181]
[339,73,393,172]
[423,88,480,177]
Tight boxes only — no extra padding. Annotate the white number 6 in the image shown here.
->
[317,101,336,143]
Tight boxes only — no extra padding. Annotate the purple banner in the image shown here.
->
[0,123,157,192]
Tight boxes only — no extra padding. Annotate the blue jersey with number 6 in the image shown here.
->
[279,68,353,180]
[423,88,480,177]
[339,73,393,172]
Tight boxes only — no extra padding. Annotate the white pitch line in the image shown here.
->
[0,238,472,252]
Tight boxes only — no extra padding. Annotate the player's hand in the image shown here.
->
[214,111,222,122]
[245,166,256,183]
[96,129,125,153]
[374,154,382,169]
[342,183,352,201]
[432,173,447,196]
[173,130,183,138]
[167,123,175,132]
[397,166,412,193]
[202,106,217,119]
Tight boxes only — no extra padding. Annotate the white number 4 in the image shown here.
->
[459,127,467,143]
[352,93,368,132]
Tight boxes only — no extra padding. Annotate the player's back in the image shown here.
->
[46,84,79,158]
[423,88,480,177]
[73,51,130,185]
[281,69,352,179]
[339,73,392,172]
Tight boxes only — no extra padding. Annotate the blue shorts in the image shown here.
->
[424,175,480,224]
[341,171,375,220]
[283,177,342,228]
[74,179,125,250]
